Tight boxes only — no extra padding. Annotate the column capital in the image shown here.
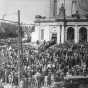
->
[75,24,78,26]
[58,22,64,26]
[73,0,77,3]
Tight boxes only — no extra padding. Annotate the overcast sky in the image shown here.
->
[0,0,46,24]
[0,0,71,24]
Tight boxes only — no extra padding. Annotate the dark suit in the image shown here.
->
[0,85,4,88]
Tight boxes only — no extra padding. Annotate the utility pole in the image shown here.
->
[20,26,23,77]
[18,10,21,88]
[64,0,66,42]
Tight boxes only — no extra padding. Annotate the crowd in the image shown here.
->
[0,39,88,88]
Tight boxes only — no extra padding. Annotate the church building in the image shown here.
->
[32,0,88,44]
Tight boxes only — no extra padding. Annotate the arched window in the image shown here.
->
[41,30,44,40]
[53,0,57,17]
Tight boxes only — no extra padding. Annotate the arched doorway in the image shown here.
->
[79,27,87,42]
[67,27,74,41]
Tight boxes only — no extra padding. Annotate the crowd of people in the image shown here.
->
[0,39,88,88]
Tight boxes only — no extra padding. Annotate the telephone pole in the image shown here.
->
[64,0,66,42]
[18,10,21,88]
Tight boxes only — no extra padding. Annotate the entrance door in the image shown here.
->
[83,34,87,41]
[79,27,87,42]
[52,33,57,43]
[67,27,74,42]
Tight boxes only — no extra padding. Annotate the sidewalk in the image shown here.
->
[3,84,18,88]
[3,84,52,88]
[4,84,12,88]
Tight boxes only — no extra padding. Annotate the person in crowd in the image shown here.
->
[44,74,48,87]
[47,73,51,88]
[8,73,11,84]
[19,79,24,88]
[0,38,88,88]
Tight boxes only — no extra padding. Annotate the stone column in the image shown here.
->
[65,28,67,41]
[87,29,88,42]
[75,25,78,43]
[49,32,52,41]
[57,25,60,44]
[45,26,50,42]
[78,30,79,43]
[39,27,41,41]
[61,25,64,43]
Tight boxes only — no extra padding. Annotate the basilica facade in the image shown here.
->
[32,0,88,44]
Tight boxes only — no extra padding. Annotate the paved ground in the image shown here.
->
[3,84,17,88]
[3,85,51,88]
[3,83,52,88]
[4,84,12,88]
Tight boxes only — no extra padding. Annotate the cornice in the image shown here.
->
[34,18,88,23]
[56,18,88,22]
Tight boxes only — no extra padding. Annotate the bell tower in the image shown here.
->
[50,0,57,18]
[72,0,77,17]
[45,0,57,18]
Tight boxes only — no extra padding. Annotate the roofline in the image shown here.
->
[34,18,88,23]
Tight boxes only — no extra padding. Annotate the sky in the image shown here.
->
[0,0,72,24]
[0,0,46,24]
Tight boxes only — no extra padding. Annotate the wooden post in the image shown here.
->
[18,10,21,88]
